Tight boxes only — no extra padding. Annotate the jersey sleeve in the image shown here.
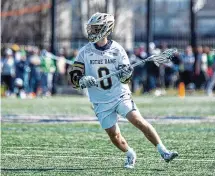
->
[119,47,130,65]
[118,47,132,84]
[69,51,85,89]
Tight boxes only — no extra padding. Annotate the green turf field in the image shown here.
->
[1,122,215,176]
[1,95,215,175]
[2,95,215,117]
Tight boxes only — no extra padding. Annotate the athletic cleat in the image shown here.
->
[161,151,178,163]
[124,148,136,169]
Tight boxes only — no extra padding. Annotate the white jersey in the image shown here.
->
[75,40,131,103]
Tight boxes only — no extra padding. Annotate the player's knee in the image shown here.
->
[109,132,121,141]
[132,116,149,132]
[133,116,146,127]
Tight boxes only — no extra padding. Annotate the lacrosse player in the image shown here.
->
[69,12,178,169]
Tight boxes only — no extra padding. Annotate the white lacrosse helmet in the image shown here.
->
[87,12,115,43]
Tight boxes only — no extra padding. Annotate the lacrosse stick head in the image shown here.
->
[153,48,178,67]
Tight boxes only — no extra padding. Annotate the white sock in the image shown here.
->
[157,143,168,155]
[126,147,133,156]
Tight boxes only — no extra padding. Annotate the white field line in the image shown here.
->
[5,147,100,151]
[2,154,215,162]
[2,115,215,123]
[3,148,155,153]
[4,139,215,150]
[2,118,215,124]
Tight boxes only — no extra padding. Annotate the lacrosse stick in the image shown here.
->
[96,48,178,83]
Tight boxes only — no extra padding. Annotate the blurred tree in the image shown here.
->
[1,0,72,49]
[1,0,49,46]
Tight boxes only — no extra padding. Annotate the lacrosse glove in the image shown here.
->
[118,64,133,83]
[79,76,97,89]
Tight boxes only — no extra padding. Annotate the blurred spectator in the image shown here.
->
[204,47,214,69]
[206,53,215,96]
[1,48,15,95]
[204,46,214,79]
[56,48,66,85]
[15,48,30,94]
[40,52,56,96]
[145,43,160,92]
[15,49,27,82]
[194,46,208,89]
[14,47,22,62]
[71,49,78,63]
[131,47,146,93]
[180,45,195,88]
[29,48,41,96]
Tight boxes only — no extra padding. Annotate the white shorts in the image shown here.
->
[93,94,138,129]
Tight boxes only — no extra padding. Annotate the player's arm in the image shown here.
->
[69,61,85,89]
[69,61,97,89]
[118,64,133,83]
[118,48,133,84]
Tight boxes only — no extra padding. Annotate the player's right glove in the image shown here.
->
[118,64,133,83]
[79,76,97,89]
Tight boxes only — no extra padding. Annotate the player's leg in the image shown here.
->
[105,123,128,152]
[116,94,178,162]
[105,124,136,168]
[116,96,161,146]
[126,110,178,162]
[94,103,125,151]
[94,101,136,168]
[207,72,215,96]
[126,110,161,146]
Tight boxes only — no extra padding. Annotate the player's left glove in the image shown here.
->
[79,76,97,89]
[117,64,133,83]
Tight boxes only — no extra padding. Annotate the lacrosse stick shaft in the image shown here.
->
[96,48,177,83]
[96,55,154,82]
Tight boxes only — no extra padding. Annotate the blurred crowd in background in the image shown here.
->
[1,44,78,98]
[130,43,215,96]
[1,43,215,98]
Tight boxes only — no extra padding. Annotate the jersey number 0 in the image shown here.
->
[98,67,112,90]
